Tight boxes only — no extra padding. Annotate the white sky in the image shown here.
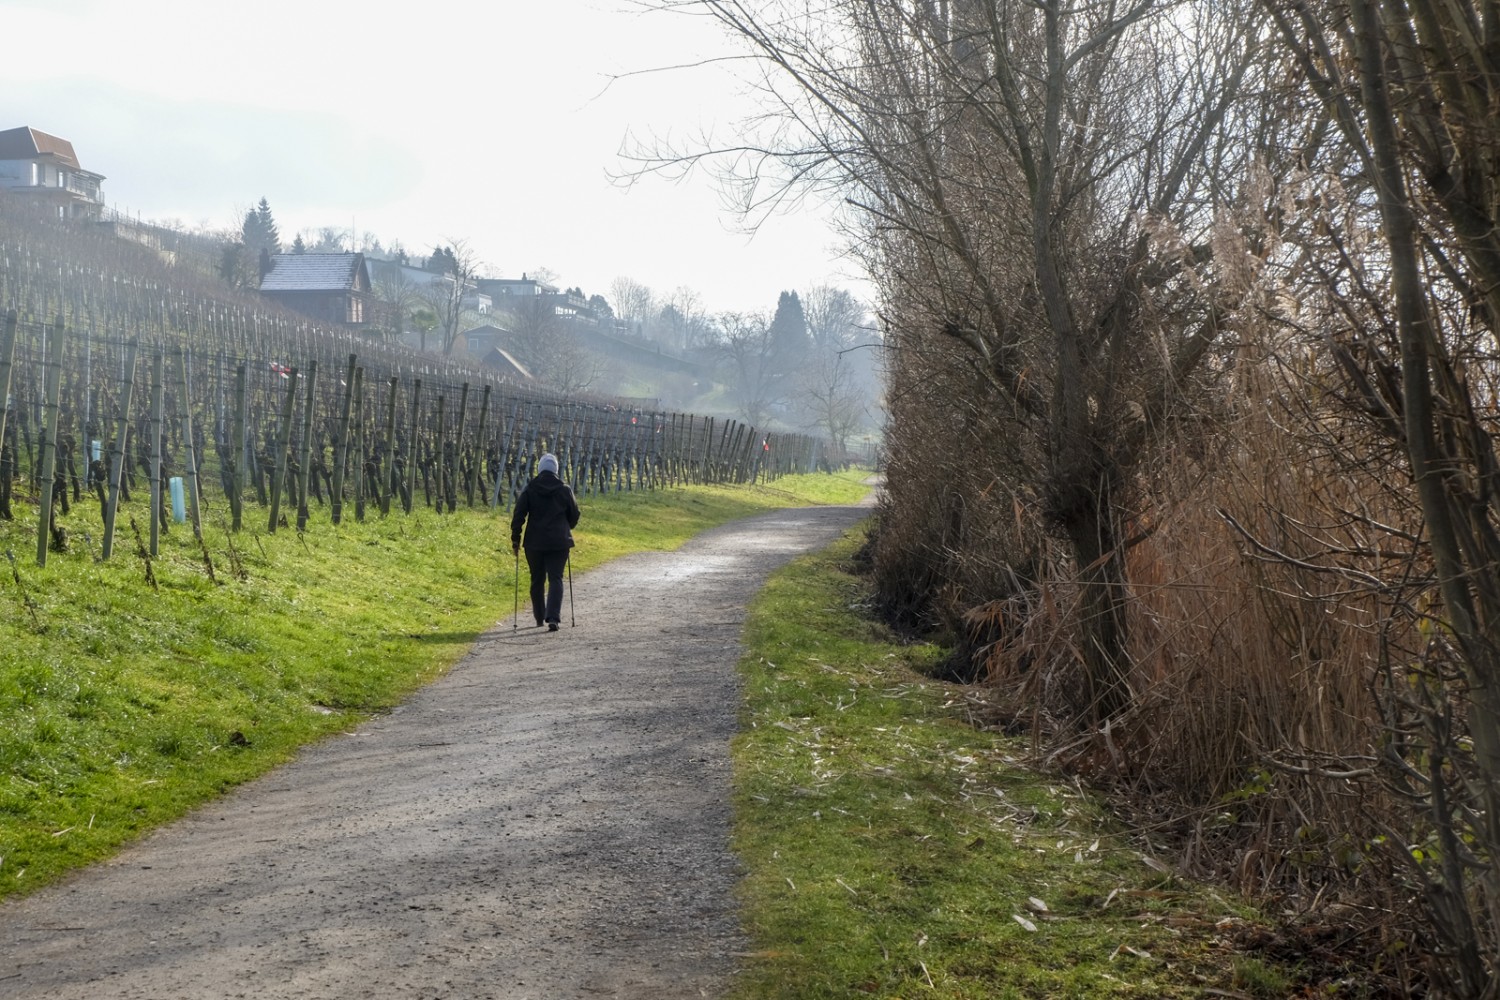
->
[0,0,866,315]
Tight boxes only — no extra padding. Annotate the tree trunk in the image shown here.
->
[1059,461,1131,723]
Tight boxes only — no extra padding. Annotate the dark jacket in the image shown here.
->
[510,470,580,552]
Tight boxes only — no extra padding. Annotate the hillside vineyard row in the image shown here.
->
[0,234,825,563]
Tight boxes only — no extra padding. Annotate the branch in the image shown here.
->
[1217,507,1387,588]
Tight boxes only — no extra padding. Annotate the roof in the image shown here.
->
[476,277,558,296]
[0,126,82,169]
[260,253,367,292]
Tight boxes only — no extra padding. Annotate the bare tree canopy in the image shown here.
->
[417,238,485,357]
[616,1,1500,986]
[609,276,656,333]
[628,0,1264,719]
[801,284,865,353]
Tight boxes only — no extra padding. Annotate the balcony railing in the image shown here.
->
[62,176,102,201]
[2,175,103,202]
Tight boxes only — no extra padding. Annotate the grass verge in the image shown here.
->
[0,470,871,902]
[732,526,1289,999]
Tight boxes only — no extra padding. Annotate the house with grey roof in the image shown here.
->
[458,323,508,357]
[259,252,373,329]
[0,126,105,219]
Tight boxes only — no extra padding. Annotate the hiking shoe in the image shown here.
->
[547,622,560,632]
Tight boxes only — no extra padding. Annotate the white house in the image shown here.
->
[0,126,105,219]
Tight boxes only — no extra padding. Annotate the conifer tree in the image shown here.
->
[255,198,280,253]
[240,208,259,248]
[240,197,281,256]
[769,290,809,367]
[426,246,457,275]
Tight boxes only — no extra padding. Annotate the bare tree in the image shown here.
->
[505,295,561,372]
[660,285,710,350]
[1260,1,1500,989]
[370,263,425,342]
[418,238,484,357]
[797,349,865,463]
[310,226,349,253]
[628,0,1264,720]
[714,311,782,428]
[609,276,656,335]
[543,329,602,395]
[505,297,602,394]
[801,284,865,353]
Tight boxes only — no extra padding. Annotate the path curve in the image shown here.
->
[0,502,871,1000]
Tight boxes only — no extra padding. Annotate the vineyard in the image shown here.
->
[0,198,826,564]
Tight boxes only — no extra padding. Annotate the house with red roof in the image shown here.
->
[0,126,105,219]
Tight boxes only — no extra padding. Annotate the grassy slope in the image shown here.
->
[732,529,1290,999]
[0,471,870,901]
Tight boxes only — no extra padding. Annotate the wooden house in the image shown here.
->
[259,252,374,329]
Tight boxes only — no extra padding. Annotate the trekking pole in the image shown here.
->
[567,550,575,627]
[512,549,519,631]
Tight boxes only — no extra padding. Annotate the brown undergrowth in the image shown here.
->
[866,353,1449,994]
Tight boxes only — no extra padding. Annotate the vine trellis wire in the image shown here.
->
[0,212,825,566]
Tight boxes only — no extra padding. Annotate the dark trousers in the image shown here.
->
[525,548,569,625]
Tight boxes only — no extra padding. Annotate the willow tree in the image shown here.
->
[632,0,1264,720]
[1261,1,1500,990]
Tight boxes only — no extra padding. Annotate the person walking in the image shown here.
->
[510,452,581,631]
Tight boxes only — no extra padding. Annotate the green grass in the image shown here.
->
[0,469,871,901]
[732,527,1280,999]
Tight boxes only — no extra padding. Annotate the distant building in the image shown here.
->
[367,257,489,334]
[0,126,105,219]
[462,289,493,316]
[477,275,595,324]
[476,275,554,301]
[368,257,451,291]
[458,323,508,357]
[259,252,373,328]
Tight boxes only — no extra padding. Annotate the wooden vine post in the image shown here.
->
[295,359,317,532]
[34,317,65,566]
[702,416,715,484]
[351,366,366,521]
[267,366,299,533]
[380,375,398,516]
[491,402,514,509]
[172,346,203,538]
[330,352,356,525]
[148,350,165,556]
[0,311,18,484]
[78,320,92,495]
[403,378,421,515]
[454,382,470,511]
[471,383,490,509]
[231,363,247,531]
[434,394,448,513]
[100,338,139,561]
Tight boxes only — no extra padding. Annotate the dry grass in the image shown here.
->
[874,335,1439,990]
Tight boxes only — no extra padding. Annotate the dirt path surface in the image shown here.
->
[0,502,871,1000]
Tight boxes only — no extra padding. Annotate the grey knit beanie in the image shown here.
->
[539,453,559,475]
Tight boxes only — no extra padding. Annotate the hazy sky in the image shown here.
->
[0,0,864,315]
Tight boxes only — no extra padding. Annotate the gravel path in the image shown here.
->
[0,502,871,1000]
